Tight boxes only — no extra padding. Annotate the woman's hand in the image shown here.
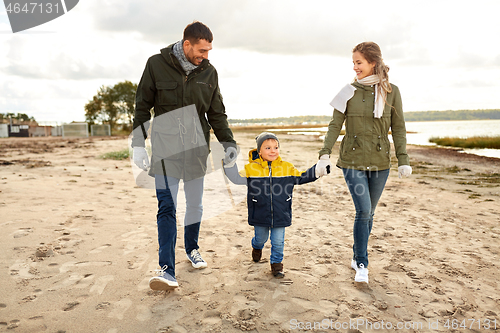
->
[315,155,332,178]
[398,165,412,178]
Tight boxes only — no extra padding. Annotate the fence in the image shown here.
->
[62,123,88,138]
[90,124,111,136]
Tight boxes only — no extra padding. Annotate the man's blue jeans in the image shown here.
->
[252,226,286,264]
[342,168,389,268]
[155,175,204,277]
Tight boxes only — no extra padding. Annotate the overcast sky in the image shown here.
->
[1,0,499,124]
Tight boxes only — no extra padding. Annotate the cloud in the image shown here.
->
[88,0,415,57]
[451,51,497,69]
[1,31,150,81]
[5,51,136,80]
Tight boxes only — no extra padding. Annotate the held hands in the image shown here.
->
[133,147,150,171]
[223,146,238,168]
[398,165,412,178]
[315,154,332,178]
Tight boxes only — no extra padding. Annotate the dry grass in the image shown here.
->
[429,136,500,149]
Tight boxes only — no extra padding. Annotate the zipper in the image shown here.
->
[183,75,187,105]
[170,52,203,104]
[183,67,203,104]
[268,161,274,228]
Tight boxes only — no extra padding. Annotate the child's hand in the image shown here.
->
[315,155,332,178]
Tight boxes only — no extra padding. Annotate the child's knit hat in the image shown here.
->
[256,132,279,153]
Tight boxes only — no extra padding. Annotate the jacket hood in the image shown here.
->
[248,148,282,167]
[160,43,175,64]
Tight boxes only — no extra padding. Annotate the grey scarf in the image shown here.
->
[173,40,198,75]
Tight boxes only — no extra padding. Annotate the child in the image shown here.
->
[223,132,325,278]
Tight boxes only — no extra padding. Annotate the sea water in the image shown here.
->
[272,119,500,159]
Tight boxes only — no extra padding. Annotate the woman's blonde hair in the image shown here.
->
[353,42,392,94]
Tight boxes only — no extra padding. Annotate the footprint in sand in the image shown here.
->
[74,274,95,289]
[287,269,320,287]
[135,305,152,321]
[127,253,149,270]
[89,244,112,254]
[51,273,95,290]
[90,275,114,295]
[120,230,152,255]
[9,260,37,279]
[291,297,338,314]
[11,227,33,238]
[59,261,112,273]
[137,260,160,291]
[269,300,292,323]
[107,298,133,320]
[57,234,83,251]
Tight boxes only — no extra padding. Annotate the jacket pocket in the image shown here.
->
[151,113,181,160]
[284,195,292,220]
[372,136,390,166]
[156,81,178,106]
[339,134,362,166]
[251,197,257,220]
[342,135,360,154]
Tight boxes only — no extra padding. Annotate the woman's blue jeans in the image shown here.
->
[252,226,285,264]
[342,168,389,268]
[155,175,204,277]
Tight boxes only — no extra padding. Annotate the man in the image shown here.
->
[131,21,237,290]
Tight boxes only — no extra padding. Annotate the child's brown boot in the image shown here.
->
[252,248,262,262]
[271,263,285,278]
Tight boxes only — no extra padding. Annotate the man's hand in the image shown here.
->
[133,147,150,171]
[315,154,332,178]
[398,165,412,178]
[223,146,238,168]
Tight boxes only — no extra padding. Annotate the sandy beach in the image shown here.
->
[1,132,499,333]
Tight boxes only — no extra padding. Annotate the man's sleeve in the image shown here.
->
[132,58,155,148]
[206,71,236,149]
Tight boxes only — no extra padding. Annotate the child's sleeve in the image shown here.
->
[294,164,318,185]
[223,163,248,185]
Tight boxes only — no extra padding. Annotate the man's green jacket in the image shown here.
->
[132,43,236,180]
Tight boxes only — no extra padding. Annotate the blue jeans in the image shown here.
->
[342,168,389,268]
[252,226,285,264]
[155,175,204,277]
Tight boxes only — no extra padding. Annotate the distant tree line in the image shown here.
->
[0,113,36,123]
[228,109,500,125]
[403,109,500,122]
[229,115,331,125]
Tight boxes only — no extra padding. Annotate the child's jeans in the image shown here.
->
[252,226,285,264]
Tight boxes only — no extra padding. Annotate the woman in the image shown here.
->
[316,42,412,283]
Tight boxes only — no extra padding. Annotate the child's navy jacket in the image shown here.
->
[223,149,317,228]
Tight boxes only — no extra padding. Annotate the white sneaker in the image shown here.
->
[351,259,358,271]
[354,263,369,283]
